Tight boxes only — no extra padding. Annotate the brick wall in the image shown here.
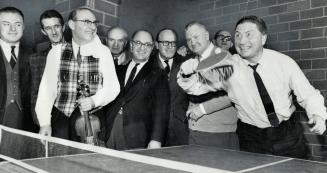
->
[197,0,327,161]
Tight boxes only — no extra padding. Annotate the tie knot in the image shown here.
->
[249,64,259,71]
[134,63,140,68]
[11,46,15,52]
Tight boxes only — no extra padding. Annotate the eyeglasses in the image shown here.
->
[158,41,177,47]
[132,40,154,49]
[73,19,99,27]
[43,24,62,32]
[217,35,232,42]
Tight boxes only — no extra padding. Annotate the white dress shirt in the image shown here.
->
[124,60,147,85]
[178,48,327,128]
[0,39,19,62]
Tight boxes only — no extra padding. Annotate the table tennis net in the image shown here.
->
[0,125,232,173]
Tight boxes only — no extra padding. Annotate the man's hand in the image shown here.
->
[147,140,161,149]
[78,97,95,111]
[177,46,188,57]
[180,59,199,76]
[39,125,52,145]
[308,114,326,135]
[186,105,205,121]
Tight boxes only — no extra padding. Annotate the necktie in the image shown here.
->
[164,60,170,74]
[77,46,82,66]
[125,63,139,88]
[10,46,17,69]
[249,64,279,127]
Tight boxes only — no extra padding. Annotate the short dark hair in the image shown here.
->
[156,28,178,42]
[40,10,64,29]
[131,29,154,42]
[0,6,24,21]
[68,7,93,21]
[235,15,267,35]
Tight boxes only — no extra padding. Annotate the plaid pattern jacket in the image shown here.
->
[54,43,102,116]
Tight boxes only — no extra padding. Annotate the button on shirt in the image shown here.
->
[0,39,19,62]
[179,48,327,128]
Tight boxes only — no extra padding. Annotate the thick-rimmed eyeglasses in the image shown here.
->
[217,35,232,42]
[132,40,154,49]
[73,19,99,27]
[158,41,177,47]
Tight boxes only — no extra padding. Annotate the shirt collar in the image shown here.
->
[159,54,173,65]
[0,39,20,60]
[200,42,214,61]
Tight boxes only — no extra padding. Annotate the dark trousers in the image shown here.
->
[51,107,80,141]
[165,117,189,146]
[106,114,127,150]
[189,130,239,150]
[236,115,307,159]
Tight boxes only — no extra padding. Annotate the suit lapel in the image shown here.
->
[121,60,151,104]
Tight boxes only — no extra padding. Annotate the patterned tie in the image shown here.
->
[164,60,170,74]
[77,46,82,66]
[249,64,279,127]
[10,46,17,69]
[125,63,139,89]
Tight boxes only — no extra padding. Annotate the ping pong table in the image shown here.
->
[0,145,326,173]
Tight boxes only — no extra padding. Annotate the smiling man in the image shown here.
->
[0,6,35,131]
[105,29,170,150]
[178,16,327,159]
[177,22,239,150]
[153,28,189,146]
[36,8,120,142]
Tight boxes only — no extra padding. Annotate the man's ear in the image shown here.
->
[68,20,74,31]
[155,41,159,49]
[261,34,267,45]
[41,29,47,36]
[61,24,66,33]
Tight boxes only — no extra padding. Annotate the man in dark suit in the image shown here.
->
[0,6,37,160]
[154,28,189,146]
[0,7,34,131]
[106,30,170,150]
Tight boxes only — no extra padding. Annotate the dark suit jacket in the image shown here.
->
[106,56,170,148]
[29,47,51,126]
[153,53,190,146]
[0,45,35,131]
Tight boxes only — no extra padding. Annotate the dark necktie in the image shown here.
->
[249,64,279,127]
[77,46,82,66]
[125,63,139,88]
[164,60,170,74]
[10,46,17,69]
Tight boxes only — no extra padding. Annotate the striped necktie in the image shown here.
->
[10,46,17,69]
